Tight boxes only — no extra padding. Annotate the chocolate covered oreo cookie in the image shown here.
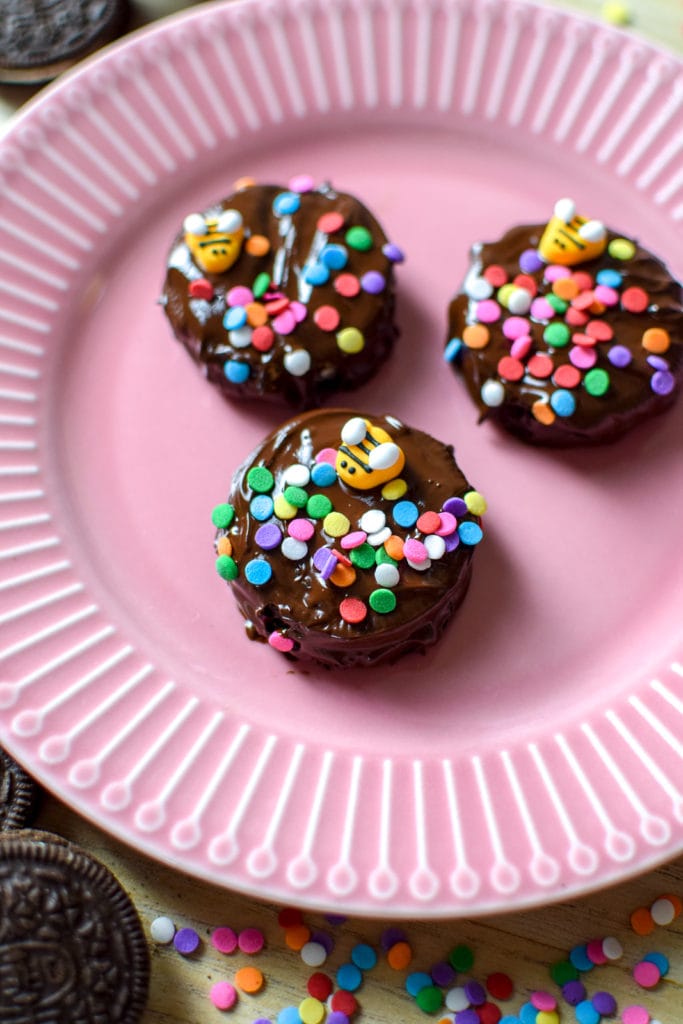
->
[0,829,149,1023]
[0,746,39,832]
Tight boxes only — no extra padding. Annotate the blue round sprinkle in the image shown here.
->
[351,943,377,971]
[519,1003,538,1024]
[224,360,250,384]
[320,244,348,270]
[223,305,247,330]
[644,951,669,975]
[500,1018,522,1024]
[250,495,274,521]
[444,338,463,363]
[244,558,272,586]
[575,999,600,1024]
[277,1007,302,1024]
[311,462,338,487]
[458,521,483,546]
[596,268,622,288]
[392,500,419,528]
[550,388,576,418]
[569,944,594,973]
[405,971,432,996]
[336,962,362,992]
[273,191,300,216]
[304,262,330,286]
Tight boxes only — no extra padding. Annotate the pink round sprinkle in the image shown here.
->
[545,264,571,281]
[288,518,315,542]
[316,447,338,465]
[502,316,530,340]
[476,299,502,323]
[531,991,557,1012]
[570,346,597,369]
[530,297,555,320]
[334,273,360,298]
[510,334,532,359]
[436,512,457,537]
[272,309,297,335]
[227,286,254,307]
[318,211,345,234]
[211,926,238,954]
[622,1006,649,1024]
[594,284,619,306]
[404,538,428,564]
[268,631,294,653]
[586,939,607,965]
[633,961,661,989]
[210,981,237,1010]
[238,927,265,954]
[341,530,367,550]
[289,173,315,193]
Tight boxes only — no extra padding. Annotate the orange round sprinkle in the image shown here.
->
[531,400,555,425]
[246,234,271,257]
[660,893,683,918]
[552,277,579,301]
[246,302,268,327]
[589,299,606,316]
[630,906,655,936]
[384,535,405,561]
[235,966,264,993]
[216,536,233,557]
[641,327,670,354]
[462,324,490,349]
[387,940,413,970]
[339,597,367,624]
[329,562,357,588]
[234,176,256,190]
[285,924,311,950]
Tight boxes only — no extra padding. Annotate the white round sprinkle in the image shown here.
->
[481,379,505,407]
[424,534,446,560]
[360,509,386,534]
[341,416,367,445]
[465,275,493,301]
[283,463,311,488]
[406,557,432,572]
[507,287,532,314]
[369,441,400,470]
[301,941,327,967]
[602,936,623,960]
[229,326,253,348]
[367,526,392,547]
[284,349,311,376]
[375,563,400,588]
[650,897,676,926]
[281,537,308,561]
[445,987,470,1012]
[150,916,176,944]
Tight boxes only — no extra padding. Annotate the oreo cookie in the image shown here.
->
[0,829,149,1023]
[0,0,130,84]
[0,746,40,832]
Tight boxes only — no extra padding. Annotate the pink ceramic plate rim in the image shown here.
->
[0,0,681,916]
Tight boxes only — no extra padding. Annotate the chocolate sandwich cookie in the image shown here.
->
[446,198,683,445]
[0,829,149,1023]
[212,410,486,668]
[0,746,40,832]
[162,176,403,408]
[0,0,129,85]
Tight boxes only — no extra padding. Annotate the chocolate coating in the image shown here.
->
[0,747,40,832]
[0,829,149,1023]
[448,224,683,445]
[162,182,401,408]
[216,410,484,669]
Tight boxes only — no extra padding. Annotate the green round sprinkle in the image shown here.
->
[306,494,333,519]
[375,547,398,567]
[253,272,271,298]
[216,555,238,580]
[550,960,579,985]
[247,466,274,493]
[543,322,571,348]
[584,367,610,396]
[448,944,474,972]
[350,543,375,569]
[345,225,373,252]
[369,588,397,614]
[211,503,235,529]
[547,293,569,314]
[416,986,443,1013]
[283,485,308,508]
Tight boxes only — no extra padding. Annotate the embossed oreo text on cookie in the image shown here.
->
[0,748,39,832]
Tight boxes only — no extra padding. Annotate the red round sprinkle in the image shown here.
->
[477,1002,503,1024]
[622,286,649,313]
[585,319,613,341]
[308,972,334,1000]
[252,325,275,351]
[189,278,214,300]
[571,290,596,311]
[278,907,303,928]
[331,991,358,1015]
[553,364,581,389]
[486,972,514,1000]
[340,598,367,624]
[571,332,597,348]
[527,353,554,378]
[586,939,608,965]
[317,211,345,234]
[565,307,589,327]
[513,273,537,296]
[483,264,508,287]
[334,549,352,568]
[334,273,361,298]
[314,305,341,332]
[265,297,289,315]
[416,511,441,534]
[571,271,593,291]
[238,927,265,954]
[497,355,524,381]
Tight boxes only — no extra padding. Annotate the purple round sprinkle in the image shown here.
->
[310,930,335,955]
[464,980,486,1006]
[647,354,670,371]
[455,1010,480,1024]
[328,1014,350,1024]
[592,991,617,1015]
[381,927,408,951]
[313,546,338,579]
[255,523,282,550]
[607,344,632,368]
[443,531,461,553]
[382,242,405,263]
[360,270,386,294]
[519,248,544,273]
[443,497,468,517]
[562,980,587,1005]
[651,369,675,395]
[431,961,457,987]
[173,927,200,955]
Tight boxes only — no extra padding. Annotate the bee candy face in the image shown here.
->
[538,198,607,267]
[184,209,245,274]
[335,416,405,490]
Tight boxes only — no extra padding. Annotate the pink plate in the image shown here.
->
[0,0,681,916]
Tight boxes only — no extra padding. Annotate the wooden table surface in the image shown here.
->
[2,0,682,1022]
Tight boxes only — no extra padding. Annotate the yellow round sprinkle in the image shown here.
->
[464,490,487,516]
[299,997,325,1024]
[608,237,636,260]
[642,327,671,354]
[274,495,298,520]
[536,1012,560,1024]
[497,283,515,308]
[532,399,556,425]
[336,327,365,353]
[382,478,408,500]
[601,1,631,26]
[323,511,350,537]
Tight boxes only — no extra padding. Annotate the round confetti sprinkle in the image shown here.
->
[210,980,237,1010]
[278,1008,303,1024]
[321,512,349,537]
[337,961,363,991]
[251,494,275,521]
[481,379,506,406]
[350,543,375,569]
[602,936,624,960]
[445,339,463,363]
[360,509,386,534]
[318,211,345,234]
[417,986,444,1013]
[284,349,312,376]
[252,325,275,351]
[299,996,325,1024]
[189,278,214,300]
[320,244,348,271]
[562,980,587,1005]
[458,521,483,545]
[304,262,330,286]
[550,389,576,417]
[244,559,272,586]
[520,248,544,273]
[463,323,491,349]
[465,979,486,1005]
[351,943,377,970]
[150,916,175,944]
[282,537,309,561]
[464,491,487,515]
[553,364,581,389]
[574,1003,599,1024]
[284,923,311,950]
[334,273,361,298]
[454,1009,479,1024]
[311,462,337,487]
[586,939,607,965]
[211,926,238,953]
[274,495,298,520]
[486,972,513,1000]
[633,960,660,988]
[497,355,524,381]
[592,992,617,1016]
[212,503,235,529]
[544,322,571,348]
[174,927,200,955]
[621,1007,649,1024]
[224,304,248,330]
[391,500,418,528]
[336,327,365,354]
[216,536,232,557]
[273,191,300,215]
[302,942,328,968]
[650,897,676,925]
[307,971,333,999]
[288,518,315,542]
[224,359,250,383]
[235,965,264,993]
[339,598,367,625]
[643,951,669,975]
[369,588,397,614]
[314,305,340,332]
[621,286,649,313]
[478,1003,503,1024]
[477,299,502,323]
[361,270,386,294]
[248,466,274,493]
[531,992,556,1011]
[608,237,636,260]
[216,555,238,581]
[449,943,474,972]
[651,370,675,395]
[569,944,594,972]
[407,971,434,996]
[283,463,311,488]
[431,962,457,987]
[584,367,610,396]
[608,344,632,367]
[484,264,508,287]
[527,353,554,379]
[387,940,413,969]
[345,225,373,251]
[269,631,294,653]
[550,961,579,985]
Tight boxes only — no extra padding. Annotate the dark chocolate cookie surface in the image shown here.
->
[0,829,149,1023]
[0,747,39,832]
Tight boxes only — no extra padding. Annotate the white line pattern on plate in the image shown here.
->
[368,759,399,900]
[326,755,362,897]
[443,758,480,898]
[287,749,334,889]
[606,709,683,823]
[528,742,599,876]
[208,734,279,866]
[410,760,439,901]
[501,750,560,887]
[472,754,520,894]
